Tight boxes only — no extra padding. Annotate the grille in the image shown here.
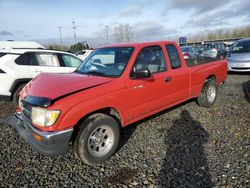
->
[232,67,250,70]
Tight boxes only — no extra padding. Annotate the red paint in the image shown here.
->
[20,41,227,132]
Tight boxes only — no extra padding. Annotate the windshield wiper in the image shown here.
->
[75,69,85,74]
[85,70,109,77]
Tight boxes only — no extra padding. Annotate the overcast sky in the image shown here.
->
[0,0,249,47]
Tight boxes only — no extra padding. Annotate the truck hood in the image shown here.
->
[22,73,114,101]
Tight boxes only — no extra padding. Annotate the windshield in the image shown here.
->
[231,40,250,53]
[77,47,134,77]
[202,44,215,49]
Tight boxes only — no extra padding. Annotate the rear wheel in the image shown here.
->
[13,84,25,106]
[74,113,120,165]
[197,79,218,108]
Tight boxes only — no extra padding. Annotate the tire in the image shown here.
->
[197,79,218,108]
[73,113,120,165]
[13,84,26,106]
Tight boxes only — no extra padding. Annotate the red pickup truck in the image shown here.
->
[9,41,227,165]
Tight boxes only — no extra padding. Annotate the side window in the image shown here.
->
[166,44,182,69]
[36,53,60,67]
[15,52,39,66]
[133,46,166,74]
[61,54,82,67]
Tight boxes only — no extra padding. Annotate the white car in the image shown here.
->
[75,49,94,61]
[0,41,83,104]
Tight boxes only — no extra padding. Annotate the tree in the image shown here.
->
[47,44,69,51]
[114,24,133,43]
[70,42,89,53]
[188,24,250,42]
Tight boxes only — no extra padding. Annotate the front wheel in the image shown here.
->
[74,113,120,165]
[197,79,218,108]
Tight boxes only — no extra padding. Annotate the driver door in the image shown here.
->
[125,46,169,122]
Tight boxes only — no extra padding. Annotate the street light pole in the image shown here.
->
[58,26,63,50]
[72,19,77,43]
[105,25,109,45]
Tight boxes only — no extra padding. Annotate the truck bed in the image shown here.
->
[185,57,225,67]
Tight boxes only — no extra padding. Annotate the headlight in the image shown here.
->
[31,107,60,127]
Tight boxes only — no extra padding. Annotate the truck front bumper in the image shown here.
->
[8,113,73,156]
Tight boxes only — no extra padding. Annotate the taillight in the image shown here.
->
[184,52,190,57]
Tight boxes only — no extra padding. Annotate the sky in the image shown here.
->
[0,0,249,47]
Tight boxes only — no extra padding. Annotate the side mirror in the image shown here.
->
[133,68,151,78]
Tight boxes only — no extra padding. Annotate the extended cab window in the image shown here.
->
[133,46,166,74]
[166,44,182,69]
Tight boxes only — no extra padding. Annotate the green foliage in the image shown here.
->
[70,42,89,53]
[48,45,54,50]
[46,44,69,51]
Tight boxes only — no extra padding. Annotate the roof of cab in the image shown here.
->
[101,41,176,48]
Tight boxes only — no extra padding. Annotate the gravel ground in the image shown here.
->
[0,73,249,187]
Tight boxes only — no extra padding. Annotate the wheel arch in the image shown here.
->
[205,75,216,83]
[71,107,123,141]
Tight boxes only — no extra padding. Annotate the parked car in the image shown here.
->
[0,42,83,104]
[201,42,227,59]
[75,49,94,61]
[227,38,250,72]
[181,46,200,59]
[8,41,227,165]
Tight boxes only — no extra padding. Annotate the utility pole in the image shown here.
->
[105,25,109,44]
[72,19,77,43]
[58,26,63,50]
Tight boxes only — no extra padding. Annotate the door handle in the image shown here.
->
[165,77,171,82]
[133,84,144,89]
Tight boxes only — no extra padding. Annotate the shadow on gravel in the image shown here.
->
[158,110,213,187]
[117,99,196,152]
[242,80,250,103]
